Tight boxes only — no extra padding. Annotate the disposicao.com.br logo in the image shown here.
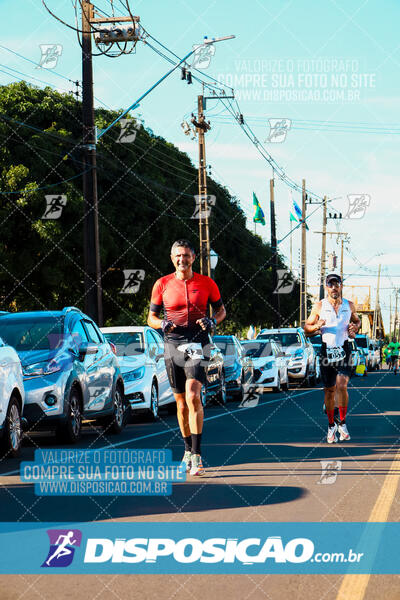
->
[82,536,362,565]
[42,529,82,568]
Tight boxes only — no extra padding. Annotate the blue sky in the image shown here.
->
[2,0,399,332]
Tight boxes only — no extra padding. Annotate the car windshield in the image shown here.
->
[214,338,236,356]
[0,316,64,351]
[242,342,273,358]
[103,332,144,356]
[356,337,367,348]
[258,332,301,347]
[311,335,322,346]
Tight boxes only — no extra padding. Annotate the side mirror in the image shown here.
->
[78,342,98,361]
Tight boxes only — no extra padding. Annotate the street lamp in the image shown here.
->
[210,249,219,278]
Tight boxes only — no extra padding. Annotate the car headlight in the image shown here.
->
[293,349,304,357]
[260,360,274,371]
[23,359,61,378]
[123,366,145,382]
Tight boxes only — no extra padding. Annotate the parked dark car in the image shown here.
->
[212,335,254,400]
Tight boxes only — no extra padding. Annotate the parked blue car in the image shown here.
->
[0,307,127,443]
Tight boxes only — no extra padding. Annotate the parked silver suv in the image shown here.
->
[0,307,127,443]
[257,327,318,386]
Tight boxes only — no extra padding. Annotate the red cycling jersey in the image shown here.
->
[150,272,223,329]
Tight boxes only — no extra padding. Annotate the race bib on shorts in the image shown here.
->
[176,343,204,360]
[325,346,346,364]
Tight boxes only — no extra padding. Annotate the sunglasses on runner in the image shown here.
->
[326,280,341,288]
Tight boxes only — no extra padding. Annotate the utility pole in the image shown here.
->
[192,95,211,276]
[81,0,102,324]
[395,290,399,342]
[270,177,280,326]
[319,195,327,300]
[300,179,307,327]
[389,293,392,339]
[372,264,381,340]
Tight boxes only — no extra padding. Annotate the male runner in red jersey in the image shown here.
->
[148,240,226,476]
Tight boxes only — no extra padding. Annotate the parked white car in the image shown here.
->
[0,336,25,457]
[241,339,289,392]
[257,327,318,386]
[101,327,174,419]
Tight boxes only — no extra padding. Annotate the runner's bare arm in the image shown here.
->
[303,301,325,336]
[348,301,361,338]
[147,311,164,329]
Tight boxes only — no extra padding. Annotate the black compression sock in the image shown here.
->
[183,436,192,452]
[191,433,202,455]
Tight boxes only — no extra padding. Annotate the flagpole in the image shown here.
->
[290,220,293,272]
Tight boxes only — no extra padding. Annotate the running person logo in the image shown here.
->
[191,195,216,219]
[42,195,67,219]
[273,270,295,294]
[38,44,63,69]
[191,42,216,69]
[345,194,370,219]
[120,269,145,294]
[41,529,82,568]
[266,119,291,143]
[117,118,140,143]
[317,460,342,485]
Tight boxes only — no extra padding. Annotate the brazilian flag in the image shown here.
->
[253,192,265,225]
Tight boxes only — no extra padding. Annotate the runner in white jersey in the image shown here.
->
[304,274,361,443]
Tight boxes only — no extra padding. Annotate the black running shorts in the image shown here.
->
[320,341,352,388]
[164,339,210,394]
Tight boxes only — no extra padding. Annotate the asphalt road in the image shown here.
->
[1,369,399,600]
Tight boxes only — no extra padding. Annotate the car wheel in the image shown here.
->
[57,386,82,444]
[273,375,282,393]
[235,373,245,401]
[109,384,128,434]
[302,367,310,387]
[216,372,227,406]
[0,396,22,458]
[281,373,289,391]
[148,382,159,420]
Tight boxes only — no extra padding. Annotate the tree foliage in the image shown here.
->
[0,82,300,329]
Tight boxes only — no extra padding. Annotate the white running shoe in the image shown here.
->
[338,423,351,441]
[327,424,338,444]
[190,454,205,476]
[180,450,192,473]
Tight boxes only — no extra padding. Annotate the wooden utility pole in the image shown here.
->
[372,264,381,339]
[270,178,280,326]
[319,195,327,300]
[300,179,307,327]
[82,0,102,324]
[192,95,211,276]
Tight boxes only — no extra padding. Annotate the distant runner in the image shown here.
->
[148,239,226,476]
[387,339,400,375]
[304,274,361,443]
